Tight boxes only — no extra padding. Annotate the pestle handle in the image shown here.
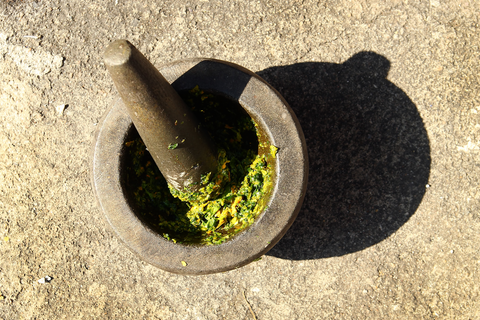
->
[104,40,217,192]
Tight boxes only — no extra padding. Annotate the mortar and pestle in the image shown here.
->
[91,40,308,275]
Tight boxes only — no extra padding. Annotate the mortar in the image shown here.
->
[92,42,308,275]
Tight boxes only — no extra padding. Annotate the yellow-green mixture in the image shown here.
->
[125,86,277,245]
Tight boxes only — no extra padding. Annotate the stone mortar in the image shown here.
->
[91,58,308,275]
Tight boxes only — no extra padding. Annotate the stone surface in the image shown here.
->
[0,0,479,319]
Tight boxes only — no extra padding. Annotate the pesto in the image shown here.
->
[125,86,276,245]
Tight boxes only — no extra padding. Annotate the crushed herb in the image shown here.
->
[124,86,276,245]
[167,143,179,150]
[270,145,278,158]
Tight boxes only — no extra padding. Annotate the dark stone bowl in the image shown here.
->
[91,58,308,275]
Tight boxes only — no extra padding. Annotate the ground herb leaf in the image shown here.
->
[168,143,178,150]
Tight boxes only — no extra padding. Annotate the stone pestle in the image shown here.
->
[103,40,217,192]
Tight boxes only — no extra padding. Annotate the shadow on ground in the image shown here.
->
[259,52,431,260]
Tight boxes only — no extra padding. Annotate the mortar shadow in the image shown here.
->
[259,52,431,260]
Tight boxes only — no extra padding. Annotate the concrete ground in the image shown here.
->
[0,0,479,319]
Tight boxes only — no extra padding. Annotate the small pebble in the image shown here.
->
[426,184,430,188]
[56,104,66,115]
[38,276,52,284]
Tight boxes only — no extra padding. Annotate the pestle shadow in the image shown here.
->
[258,52,431,260]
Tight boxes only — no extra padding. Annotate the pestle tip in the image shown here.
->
[104,39,134,67]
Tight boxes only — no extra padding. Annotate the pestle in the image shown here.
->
[103,40,217,192]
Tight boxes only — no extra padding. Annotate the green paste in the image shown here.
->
[125,86,277,245]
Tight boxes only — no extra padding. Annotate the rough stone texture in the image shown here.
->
[0,0,479,319]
